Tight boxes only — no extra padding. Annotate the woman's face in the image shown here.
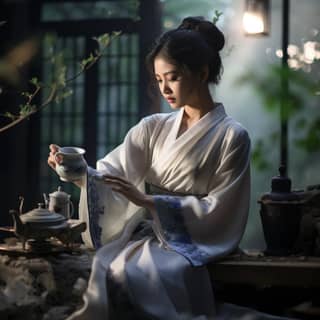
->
[154,56,201,109]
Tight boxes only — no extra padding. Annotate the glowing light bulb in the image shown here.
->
[243,0,269,36]
[243,12,264,34]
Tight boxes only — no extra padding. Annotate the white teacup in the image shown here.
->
[55,146,87,182]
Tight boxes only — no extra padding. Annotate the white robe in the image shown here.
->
[69,104,253,319]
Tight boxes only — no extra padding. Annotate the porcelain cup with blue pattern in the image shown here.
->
[54,146,87,182]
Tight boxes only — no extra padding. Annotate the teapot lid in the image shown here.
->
[20,203,66,224]
[49,186,70,200]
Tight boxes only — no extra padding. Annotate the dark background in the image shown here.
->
[0,0,162,229]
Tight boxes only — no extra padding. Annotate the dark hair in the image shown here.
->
[146,17,225,84]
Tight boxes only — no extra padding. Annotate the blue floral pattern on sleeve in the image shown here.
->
[87,173,104,249]
[154,195,210,267]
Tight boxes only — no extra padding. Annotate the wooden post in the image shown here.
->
[280,0,290,175]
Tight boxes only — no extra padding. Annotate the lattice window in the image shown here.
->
[38,1,146,204]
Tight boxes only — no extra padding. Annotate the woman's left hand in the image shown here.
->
[102,174,155,211]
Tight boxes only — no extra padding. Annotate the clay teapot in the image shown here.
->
[10,197,86,250]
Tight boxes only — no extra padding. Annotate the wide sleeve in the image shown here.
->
[152,126,251,266]
[79,117,153,249]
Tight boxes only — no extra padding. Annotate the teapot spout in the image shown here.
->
[10,209,27,250]
[10,209,24,234]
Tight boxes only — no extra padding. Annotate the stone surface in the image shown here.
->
[0,245,94,320]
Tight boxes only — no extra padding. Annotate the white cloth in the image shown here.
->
[68,104,252,320]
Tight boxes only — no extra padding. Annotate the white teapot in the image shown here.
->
[45,186,74,219]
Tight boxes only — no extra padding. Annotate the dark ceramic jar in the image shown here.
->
[258,166,303,256]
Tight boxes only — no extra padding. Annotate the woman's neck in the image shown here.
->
[177,94,217,137]
[183,103,215,121]
[183,89,216,122]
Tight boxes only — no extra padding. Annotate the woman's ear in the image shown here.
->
[200,65,209,83]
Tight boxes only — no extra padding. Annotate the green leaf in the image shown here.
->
[62,88,73,99]
[3,112,16,120]
[21,91,32,99]
[295,117,320,152]
[96,33,111,48]
[80,53,96,70]
[93,31,121,50]
[30,77,40,87]
[212,10,223,24]
[19,104,36,116]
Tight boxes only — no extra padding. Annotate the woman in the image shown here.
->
[48,17,251,320]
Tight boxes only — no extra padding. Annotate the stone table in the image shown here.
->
[0,243,94,320]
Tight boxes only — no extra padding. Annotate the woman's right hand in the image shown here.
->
[48,144,84,188]
[47,144,60,171]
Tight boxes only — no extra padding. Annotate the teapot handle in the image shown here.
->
[43,193,49,208]
[18,196,24,215]
[69,201,74,218]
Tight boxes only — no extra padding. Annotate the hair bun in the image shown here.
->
[178,16,225,52]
